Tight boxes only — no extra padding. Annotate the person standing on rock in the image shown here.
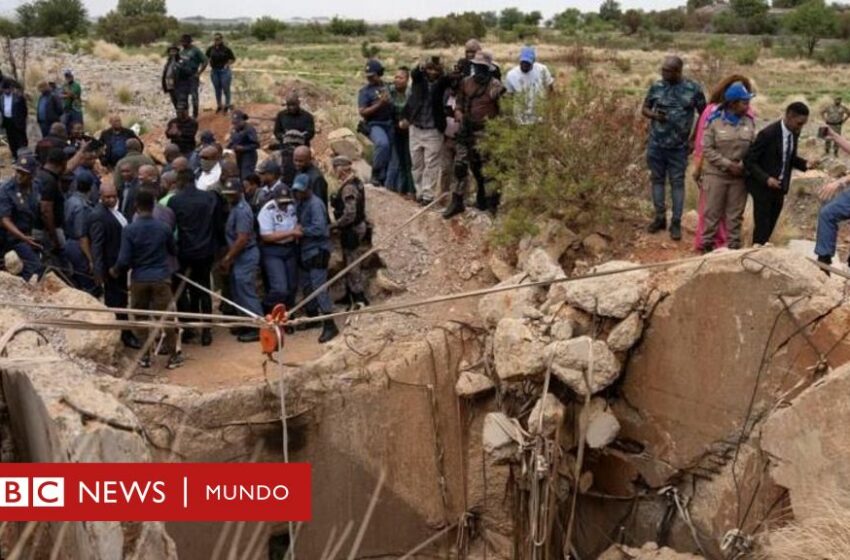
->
[0,155,43,281]
[206,33,236,115]
[744,102,811,246]
[642,56,707,241]
[812,130,850,267]
[821,97,850,157]
[699,82,756,253]
[36,81,63,139]
[358,59,394,188]
[111,187,183,370]
[444,51,504,219]
[293,174,339,343]
[387,67,415,197]
[1,80,28,159]
[274,93,315,147]
[99,116,141,170]
[218,178,262,343]
[87,183,142,349]
[179,34,207,119]
[60,69,83,129]
[404,56,449,206]
[293,145,328,208]
[330,156,370,310]
[166,103,199,158]
[227,110,259,181]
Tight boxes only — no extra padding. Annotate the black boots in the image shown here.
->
[647,216,667,234]
[818,255,833,276]
[238,328,260,343]
[476,184,488,211]
[669,220,682,241]
[442,193,465,219]
[350,291,369,310]
[318,319,339,343]
[201,328,213,346]
[121,331,142,349]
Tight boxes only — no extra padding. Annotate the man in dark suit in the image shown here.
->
[87,182,141,349]
[744,102,811,246]
[117,161,140,221]
[1,80,28,159]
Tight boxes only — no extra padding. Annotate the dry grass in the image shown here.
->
[92,40,126,62]
[116,85,133,105]
[85,91,109,132]
[758,493,850,559]
[24,61,47,91]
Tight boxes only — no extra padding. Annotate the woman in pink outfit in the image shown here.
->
[692,75,754,251]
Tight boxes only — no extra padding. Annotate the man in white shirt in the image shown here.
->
[196,145,222,192]
[504,46,555,125]
[257,185,300,310]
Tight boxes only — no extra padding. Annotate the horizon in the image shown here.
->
[0,0,689,23]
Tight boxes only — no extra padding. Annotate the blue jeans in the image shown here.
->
[230,246,263,317]
[12,242,43,281]
[387,129,414,195]
[647,144,688,222]
[210,68,232,108]
[261,244,298,310]
[368,122,393,186]
[815,190,850,258]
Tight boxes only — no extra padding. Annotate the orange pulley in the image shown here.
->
[260,304,287,357]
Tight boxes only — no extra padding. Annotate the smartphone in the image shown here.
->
[818,126,830,139]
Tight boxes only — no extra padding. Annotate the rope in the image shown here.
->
[175,272,263,320]
[564,337,594,558]
[0,300,264,325]
[287,249,763,328]
[287,192,449,317]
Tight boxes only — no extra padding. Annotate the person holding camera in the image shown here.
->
[642,56,706,241]
[743,102,811,246]
[814,127,850,267]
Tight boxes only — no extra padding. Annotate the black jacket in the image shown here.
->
[167,184,224,261]
[36,92,63,126]
[99,127,141,168]
[402,66,450,133]
[87,203,124,278]
[274,109,315,146]
[166,117,199,155]
[2,92,27,131]
[744,120,807,195]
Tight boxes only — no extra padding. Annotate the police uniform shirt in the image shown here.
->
[257,199,297,244]
[0,178,40,236]
[226,198,257,249]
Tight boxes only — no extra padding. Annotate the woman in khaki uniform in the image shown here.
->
[701,82,756,252]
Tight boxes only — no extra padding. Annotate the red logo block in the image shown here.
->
[0,463,311,521]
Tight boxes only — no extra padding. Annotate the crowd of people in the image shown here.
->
[6,37,850,370]
[646,57,850,269]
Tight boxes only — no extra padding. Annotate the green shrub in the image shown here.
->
[514,23,540,40]
[384,26,401,42]
[613,56,632,73]
[16,0,88,37]
[360,41,380,59]
[734,43,761,64]
[420,12,486,47]
[816,40,850,64]
[398,18,422,31]
[481,74,646,245]
[328,17,367,36]
[251,16,287,41]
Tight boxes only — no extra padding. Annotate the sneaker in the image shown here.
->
[647,217,667,234]
[166,353,185,370]
[138,355,151,369]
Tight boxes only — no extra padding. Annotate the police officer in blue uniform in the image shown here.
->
[0,155,43,280]
[219,178,263,343]
[64,173,96,293]
[258,184,300,311]
[292,173,339,343]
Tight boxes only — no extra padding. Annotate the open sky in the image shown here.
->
[0,0,688,22]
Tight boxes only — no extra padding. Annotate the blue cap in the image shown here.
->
[519,46,536,64]
[13,155,36,174]
[291,173,310,192]
[364,59,384,76]
[200,130,215,144]
[724,82,755,102]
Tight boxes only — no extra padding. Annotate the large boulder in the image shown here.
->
[522,247,566,283]
[493,318,546,381]
[762,362,850,522]
[585,398,621,449]
[478,273,543,327]
[545,336,621,396]
[562,261,649,319]
[615,248,850,486]
[328,127,364,160]
[527,393,566,437]
[517,220,578,269]
[51,285,121,363]
[607,312,644,352]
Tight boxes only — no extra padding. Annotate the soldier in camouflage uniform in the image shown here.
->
[330,156,370,310]
[642,56,707,241]
[821,97,850,157]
